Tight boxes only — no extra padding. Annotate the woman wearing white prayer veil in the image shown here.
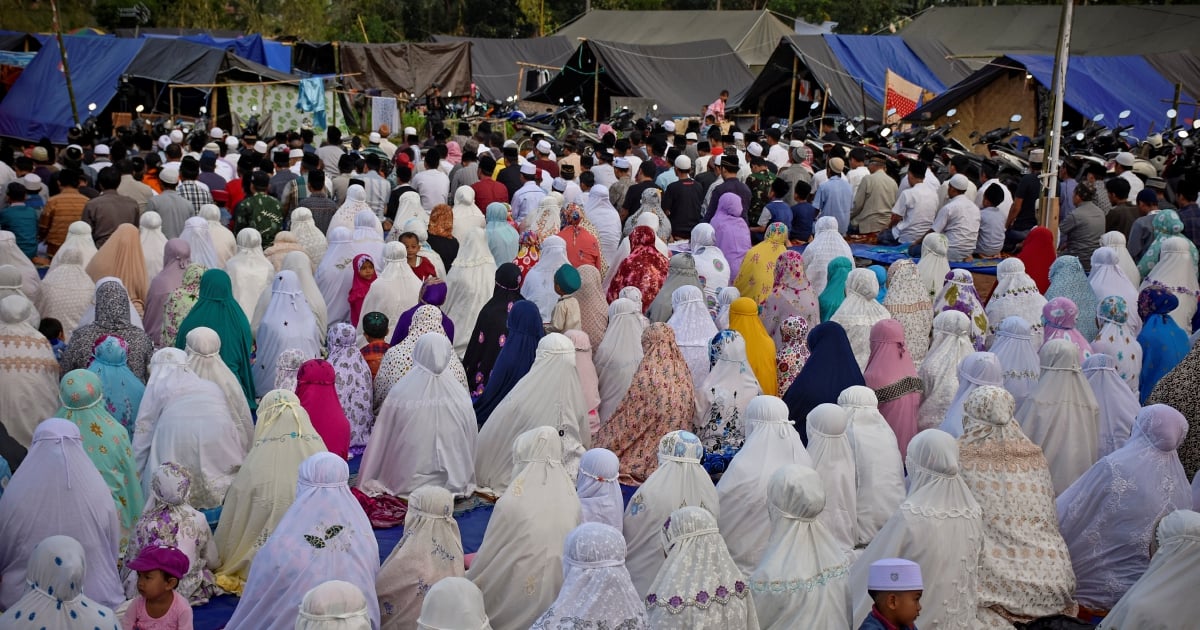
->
[226,453,380,630]
[416,577,492,630]
[355,242,420,347]
[645,506,759,630]
[0,230,39,302]
[49,221,97,271]
[531,522,649,630]
[689,223,730,313]
[914,232,951,300]
[803,216,853,295]
[316,227,358,325]
[1141,235,1200,332]
[131,347,245,508]
[715,286,740,328]
[184,327,255,450]
[584,184,622,271]
[2,535,122,630]
[200,204,237,264]
[577,448,623,531]
[938,351,1003,437]
[1090,246,1143,334]
[1016,338,1101,495]
[984,258,1047,346]
[527,195,562,240]
[36,247,94,340]
[225,227,275,320]
[594,298,646,424]
[520,234,570,322]
[1092,296,1140,393]
[255,270,323,397]
[1100,230,1141,286]
[254,251,328,343]
[604,212,670,289]
[214,390,328,595]
[451,186,486,240]
[139,210,169,278]
[1098,509,1200,629]
[750,465,854,630]
[805,403,857,553]
[667,285,718,392]
[351,209,385,266]
[1057,404,1191,615]
[475,333,590,494]
[917,309,975,430]
[360,334,477,498]
[623,430,718,597]
[957,386,1077,626]
[179,216,222,269]
[717,395,813,572]
[390,191,426,238]
[832,268,891,370]
[1084,353,1141,458]
[443,223,497,355]
[0,265,38,327]
[297,580,373,630]
[989,316,1041,405]
[468,426,582,630]
[838,385,906,548]
[0,419,123,609]
[291,207,328,268]
[850,429,984,628]
[329,184,372,234]
[0,295,58,448]
[694,330,761,457]
[376,486,465,630]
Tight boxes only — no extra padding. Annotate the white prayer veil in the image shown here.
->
[529,522,649,630]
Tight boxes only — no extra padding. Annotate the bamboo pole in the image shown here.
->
[1041,0,1074,239]
[787,55,799,125]
[49,0,79,126]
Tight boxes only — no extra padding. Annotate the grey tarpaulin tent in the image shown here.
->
[431,36,575,102]
[554,9,792,70]
[525,38,753,119]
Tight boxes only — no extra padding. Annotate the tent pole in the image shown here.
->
[787,55,798,126]
[819,85,829,130]
[49,0,79,127]
[1042,0,1074,239]
[517,66,525,102]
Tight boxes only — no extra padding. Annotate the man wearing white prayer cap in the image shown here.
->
[533,139,559,178]
[169,129,184,145]
[860,558,923,630]
[210,127,225,140]
[511,161,546,227]
[1113,150,1144,199]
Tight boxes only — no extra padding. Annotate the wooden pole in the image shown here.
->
[49,0,79,126]
[1041,0,1074,239]
[787,54,799,125]
[516,66,525,101]
[1171,83,1182,130]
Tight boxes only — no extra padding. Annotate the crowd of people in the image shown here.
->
[0,107,1198,630]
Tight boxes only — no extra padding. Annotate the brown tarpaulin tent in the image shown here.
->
[339,42,472,98]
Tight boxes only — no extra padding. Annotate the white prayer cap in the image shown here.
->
[254,141,268,154]
[867,558,923,591]
[159,164,180,185]
[733,131,745,140]
[552,177,567,192]
[225,136,240,149]
[949,173,970,191]
[503,139,518,149]
[520,162,537,176]
[674,155,692,170]
[404,126,417,137]
[1029,149,1044,164]
[536,140,552,154]
[748,142,763,157]
[169,129,184,144]
[1115,151,1135,167]
[476,144,491,157]
[21,173,42,192]
[203,142,220,153]
[789,139,803,148]
[685,132,698,141]
[94,144,110,156]
[368,132,381,144]
[157,135,171,151]
[209,127,225,139]
[288,148,304,159]
[663,120,676,133]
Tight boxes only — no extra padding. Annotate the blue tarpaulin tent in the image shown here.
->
[0,36,144,142]
[823,35,947,105]
[1010,54,1185,138]
[144,33,291,74]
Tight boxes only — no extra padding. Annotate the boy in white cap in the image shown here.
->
[860,558,922,630]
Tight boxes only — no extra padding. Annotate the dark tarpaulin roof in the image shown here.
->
[124,38,294,86]
[292,42,337,76]
[1144,51,1200,104]
[339,42,472,98]
[733,35,879,120]
[431,35,575,101]
[0,31,44,52]
[527,38,753,119]
[554,9,792,68]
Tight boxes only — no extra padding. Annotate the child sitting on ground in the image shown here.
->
[123,544,194,629]
[859,558,923,630]
[360,311,391,378]
[548,264,581,333]
[38,317,66,362]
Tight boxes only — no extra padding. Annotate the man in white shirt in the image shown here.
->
[937,156,977,208]
[359,154,392,218]
[765,128,789,170]
[591,149,618,188]
[975,182,1007,257]
[410,150,450,212]
[510,162,546,228]
[1113,151,1144,200]
[879,161,938,245]
[975,161,1013,218]
[845,148,870,196]
[930,173,981,261]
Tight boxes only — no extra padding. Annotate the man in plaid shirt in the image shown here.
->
[175,156,213,216]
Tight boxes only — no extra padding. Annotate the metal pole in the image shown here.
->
[787,55,799,126]
[1042,0,1074,238]
[50,0,79,127]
